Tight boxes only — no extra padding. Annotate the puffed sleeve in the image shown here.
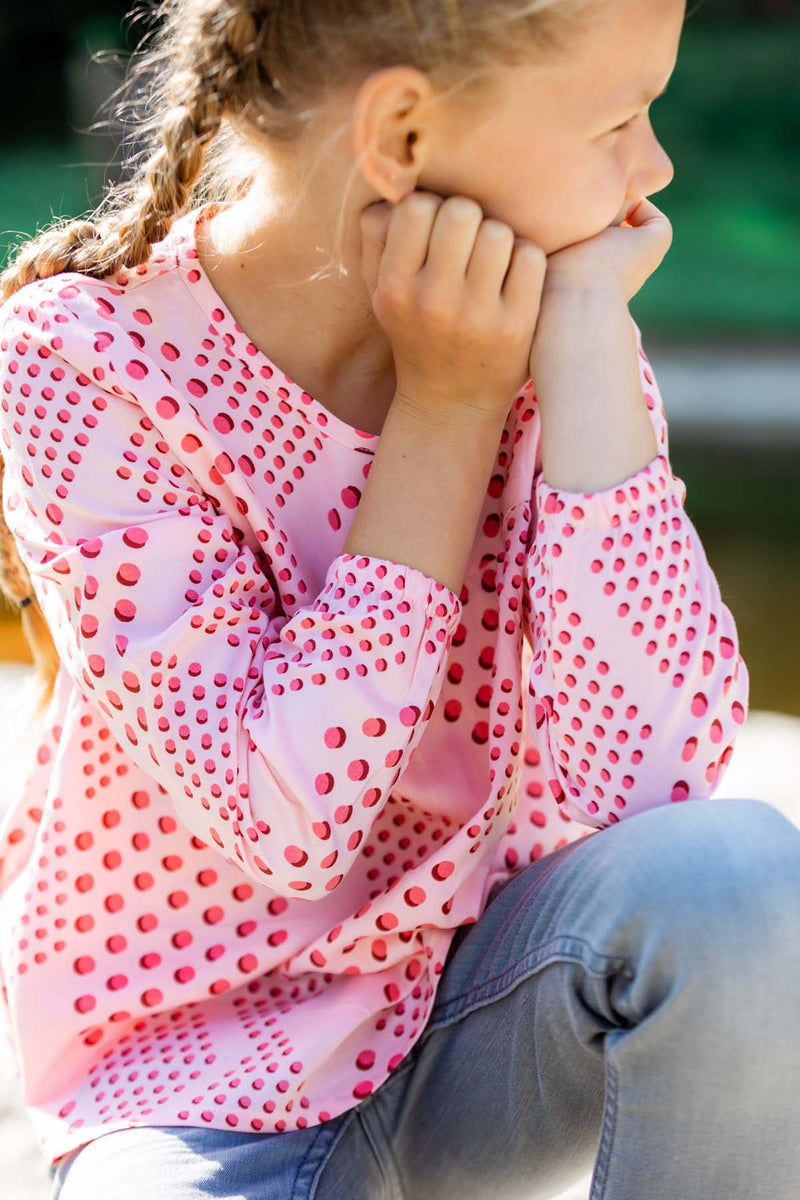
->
[0,287,463,898]
[522,317,750,829]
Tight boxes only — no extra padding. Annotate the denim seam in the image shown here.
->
[357,1105,405,1200]
[353,1054,422,1200]
[293,1108,358,1200]
[422,932,631,1038]
[590,1053,620,1199]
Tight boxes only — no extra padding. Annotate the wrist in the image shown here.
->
[528,291,656,493]
[531,286,630,372]
[390,390,510,438]
[539,276,628,314]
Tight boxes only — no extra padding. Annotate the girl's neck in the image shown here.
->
[193,192,397,437]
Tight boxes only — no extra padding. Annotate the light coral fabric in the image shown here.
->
[0,201,749,1168]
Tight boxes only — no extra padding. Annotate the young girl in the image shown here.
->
[2,0,799,1197]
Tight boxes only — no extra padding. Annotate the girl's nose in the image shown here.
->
[634,129,675,200]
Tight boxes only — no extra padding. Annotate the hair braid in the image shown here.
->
[0,453,62,718]
[0,2,255,721]
[0,0,580,723]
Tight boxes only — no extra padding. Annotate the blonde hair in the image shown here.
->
[0,0,585,722]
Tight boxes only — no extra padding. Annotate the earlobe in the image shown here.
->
[351,70,429,204]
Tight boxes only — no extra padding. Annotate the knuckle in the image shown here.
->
[417,288,454,328]
[518,240,546,267]
[481,218,514,241]
[442,195,483,222]
[401,191,440,219]
[376,274,409,311]
[361,201,390,231]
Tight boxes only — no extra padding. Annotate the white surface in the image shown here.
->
[648,343,800,444]
[0,664,798,1198]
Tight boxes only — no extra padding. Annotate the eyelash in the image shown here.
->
[609,88,668,137]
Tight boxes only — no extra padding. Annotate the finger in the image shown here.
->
[624,197,670,230]
[423,196,484,288]
[464,218,516,298]
[624,197,673,256]
[359,201,395,293]
[381,191,446,283]
[501,238,547,314]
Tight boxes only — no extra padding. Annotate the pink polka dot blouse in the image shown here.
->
[0,201,749,1169]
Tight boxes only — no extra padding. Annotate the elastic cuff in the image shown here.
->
[316,553,463,624]
[534,454,686,533]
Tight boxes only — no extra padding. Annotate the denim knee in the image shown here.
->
[586,796,800,963]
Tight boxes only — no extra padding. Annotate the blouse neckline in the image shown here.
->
[172,200,383,454]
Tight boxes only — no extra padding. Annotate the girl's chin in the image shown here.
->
[548,221,618,253]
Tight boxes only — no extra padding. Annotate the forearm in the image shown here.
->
[530,291,659,494]
[343,395,507,597]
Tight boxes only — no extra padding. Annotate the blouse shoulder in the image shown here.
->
[0,228,194,407]
[0,219,187,348]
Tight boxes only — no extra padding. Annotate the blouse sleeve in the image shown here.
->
[0,290,462,899]
[522,316,750,830]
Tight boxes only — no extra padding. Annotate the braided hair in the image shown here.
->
[0,0,583,721]
[0,1,273,718]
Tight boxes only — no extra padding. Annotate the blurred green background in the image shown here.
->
[0,0,798,717]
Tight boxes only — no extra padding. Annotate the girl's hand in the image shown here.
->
[360,192,548,423]
[528,198,672,385]
[538,197,673,307]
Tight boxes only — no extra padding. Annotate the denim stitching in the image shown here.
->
[352,1052,424,1200]
[590,1054,620,1199]
[298,936,630,1198]
[357,1106,404,1200]
[293,1109,358,1200]
[422,932,631,1037]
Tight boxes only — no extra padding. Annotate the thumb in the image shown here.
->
[619,197,674,301]
[359,200,395,296]
[624,197,673,253]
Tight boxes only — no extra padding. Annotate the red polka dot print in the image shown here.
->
[0,203,749,1169]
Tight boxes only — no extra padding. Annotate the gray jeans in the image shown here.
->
[52,796,800,1199]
